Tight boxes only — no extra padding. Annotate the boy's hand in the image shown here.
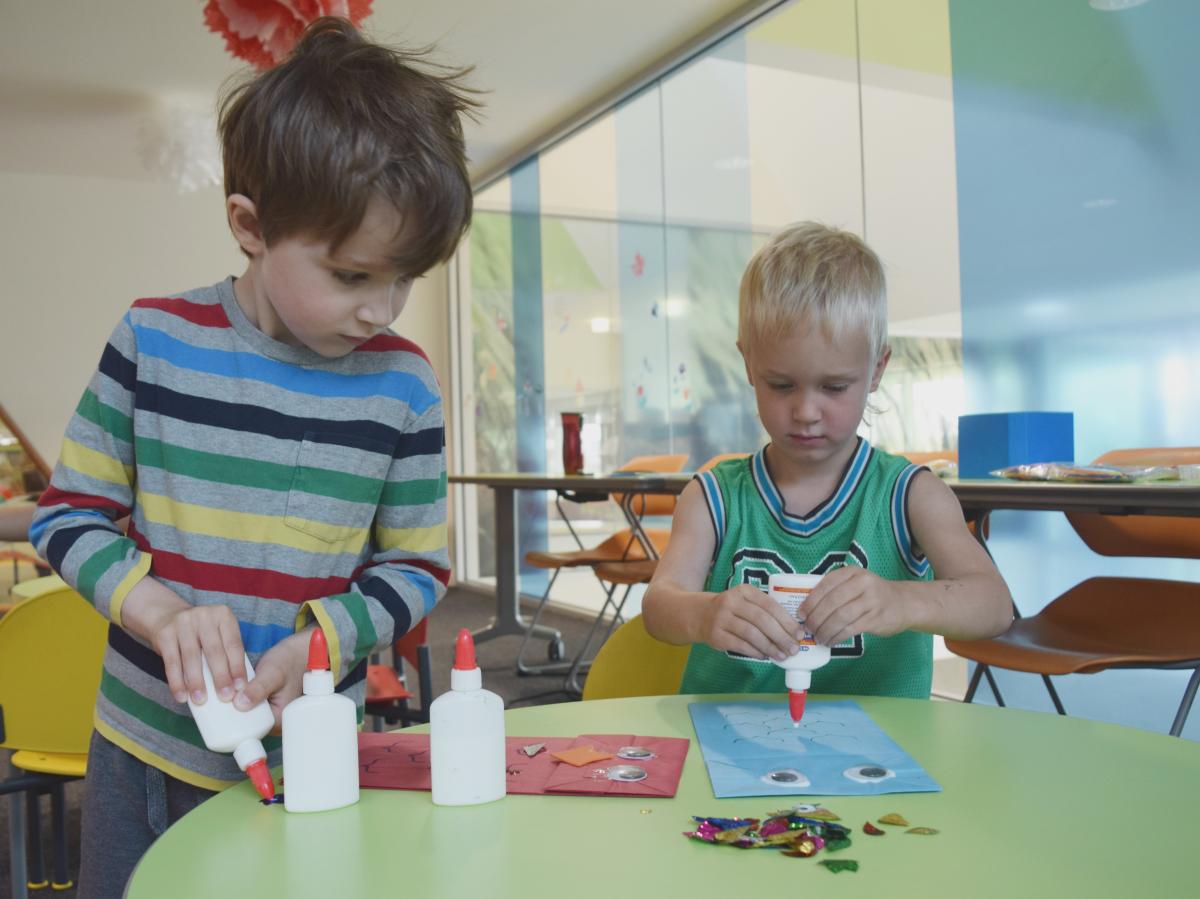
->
[701,584,805,661]
[800,567,911,646]
[234,628,314,732]
[130,592,249,707]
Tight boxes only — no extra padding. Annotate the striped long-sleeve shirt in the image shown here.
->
[31,277,449,789]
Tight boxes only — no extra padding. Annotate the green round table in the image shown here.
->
[127,695,1197,898]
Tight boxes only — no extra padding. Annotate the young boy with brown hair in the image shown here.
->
[30,18,475,896]
[643,222,1012,698]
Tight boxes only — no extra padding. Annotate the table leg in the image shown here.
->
[471,486,562,649]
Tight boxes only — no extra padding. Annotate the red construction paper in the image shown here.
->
[358,732,689,798]
[542,734,690,798]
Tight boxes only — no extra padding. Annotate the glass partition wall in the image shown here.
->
[450,0,963,616]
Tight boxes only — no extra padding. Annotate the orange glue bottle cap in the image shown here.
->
[789,690,807,725]
[306,627,330,671]
[453,628,478,671]
[244,757,276,801]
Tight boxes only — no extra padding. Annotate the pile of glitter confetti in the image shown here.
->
[684,807,937,873]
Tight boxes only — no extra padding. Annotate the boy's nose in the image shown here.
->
[792,393,820,423]
[357,289,395,327]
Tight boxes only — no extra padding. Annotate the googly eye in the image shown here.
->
[843,764,896,784]
[761,768,811,788]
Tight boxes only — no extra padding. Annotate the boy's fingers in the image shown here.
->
[178,631,206,705]
[219,616,248,691]
[160,642,187,704]
[235,660,281,710]
[737,611,797,661]
[201,629,237,702]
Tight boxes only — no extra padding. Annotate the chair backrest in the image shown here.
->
[0,582,108,754]
[612,453,689,518]
[900,450,958,466]
[1066,448,1200,559]
[393,616,429,671]
[581,615,690,700]
[697,452,750,472]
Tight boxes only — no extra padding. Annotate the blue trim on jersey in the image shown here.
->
[696,471,725,543]
[891,464,931,577]
[751,439,873,537]
[130,324,438,413]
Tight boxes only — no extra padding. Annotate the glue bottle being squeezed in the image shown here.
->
[281,627,360,813]
[768,573,831,726]
[429,628,506,806]
[187,655,276,801]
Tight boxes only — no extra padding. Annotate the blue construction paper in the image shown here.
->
[688,699,941,798]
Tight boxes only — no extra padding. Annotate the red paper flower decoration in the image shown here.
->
[204,0,374,70]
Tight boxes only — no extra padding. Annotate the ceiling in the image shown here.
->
[0,0,762,187]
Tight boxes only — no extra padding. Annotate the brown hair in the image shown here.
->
[218,17,479,274]
[738,222,888,361]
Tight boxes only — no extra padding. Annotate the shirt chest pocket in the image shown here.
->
[285,433,394,545]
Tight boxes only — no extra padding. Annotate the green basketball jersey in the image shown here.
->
[679,439,935,699]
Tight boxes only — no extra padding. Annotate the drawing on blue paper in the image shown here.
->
[688,699,941,798]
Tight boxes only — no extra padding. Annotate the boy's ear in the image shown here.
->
[869,346,892,391]
[737,340,755,386]
[226,194,265,256]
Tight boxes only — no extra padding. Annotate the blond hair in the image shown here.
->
[738,222,887,361]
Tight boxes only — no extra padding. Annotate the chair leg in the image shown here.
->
[963,662,984,703]
[515,569,570,676]
[9,788,30,899]
[1169,668,1200,738]
[50,782,73,890]
[981,666,1006,707]
[1041,674,1067,716]
[564,581,635,697]
[25,789,48,890]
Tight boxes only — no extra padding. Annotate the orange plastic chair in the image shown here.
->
[364,617,433,729]
[945,447,1200,736]
[608,453,689,519]
[560,453,750,693]
[516,453,688,675]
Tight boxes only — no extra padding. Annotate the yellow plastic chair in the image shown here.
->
[581,614,690,700]
[946,447,1200,736]
[1,580,108,895]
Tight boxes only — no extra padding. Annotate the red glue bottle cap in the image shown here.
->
[245,758,276,801]
[306,627,330,672]
[453,628,477,671]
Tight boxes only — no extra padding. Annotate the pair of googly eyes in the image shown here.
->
[760,765,897,789]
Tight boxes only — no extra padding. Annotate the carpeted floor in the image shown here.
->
[0,587,604,898]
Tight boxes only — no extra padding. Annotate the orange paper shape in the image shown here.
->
[550,745,614,767]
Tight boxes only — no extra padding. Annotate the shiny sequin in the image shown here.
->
[820,859,859,874]
[863,821,885,836]
[906,827,939,835]
[878,813,910,827]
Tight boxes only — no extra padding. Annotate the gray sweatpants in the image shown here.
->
[77,731,215,899]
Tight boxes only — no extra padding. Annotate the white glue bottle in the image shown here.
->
[281,627,360,813]
[188,655,276,801]
[429,628,506,806]
[768,573,832,725]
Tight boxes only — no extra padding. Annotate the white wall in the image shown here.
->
[0,172,450,469]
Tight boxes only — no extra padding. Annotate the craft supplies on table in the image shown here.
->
[359,732,689,798]
[688,699,940,798]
